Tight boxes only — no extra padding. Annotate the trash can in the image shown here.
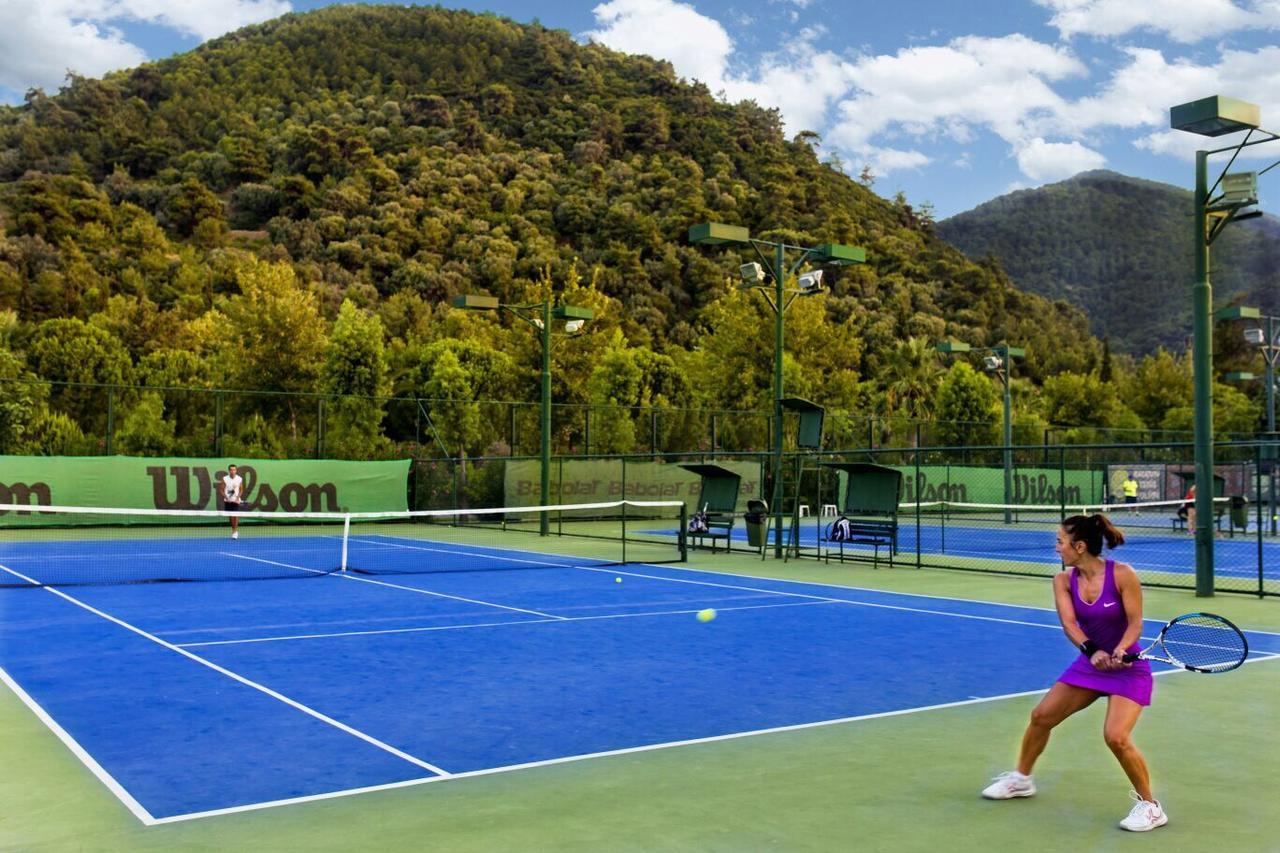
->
[745,499,769,548]
[1229,495,1249,531]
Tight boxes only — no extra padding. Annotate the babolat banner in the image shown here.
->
[0,456,410,524]
[504,460,762,513]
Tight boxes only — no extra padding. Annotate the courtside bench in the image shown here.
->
[823,516,898,567]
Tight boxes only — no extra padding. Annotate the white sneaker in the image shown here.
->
[981,771,1036,799]
[232,531,238,540]
[1118,792,1168,832]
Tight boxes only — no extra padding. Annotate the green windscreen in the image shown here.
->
[0,456,410,526]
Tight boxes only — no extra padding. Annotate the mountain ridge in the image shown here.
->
[938,169,1280,354]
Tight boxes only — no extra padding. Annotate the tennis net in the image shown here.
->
[901,497,1228,529]
[0,500,687,587]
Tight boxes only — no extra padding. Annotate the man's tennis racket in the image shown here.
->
[1123,612,1248,674]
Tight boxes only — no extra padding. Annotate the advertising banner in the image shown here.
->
[504,459,762,513]
[891,465,1105,506]
[0,456,410,524]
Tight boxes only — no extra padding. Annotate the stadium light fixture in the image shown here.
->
[689,221,866,557]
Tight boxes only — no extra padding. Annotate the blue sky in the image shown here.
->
[2,0,1280,218]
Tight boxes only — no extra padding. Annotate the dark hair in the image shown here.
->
[1062,513,1125,555]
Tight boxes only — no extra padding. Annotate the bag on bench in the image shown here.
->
[827,516,854,542]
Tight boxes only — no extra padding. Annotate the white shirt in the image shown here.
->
[222,473,244,503]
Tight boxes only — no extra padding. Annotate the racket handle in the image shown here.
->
[1121,652,1139,663]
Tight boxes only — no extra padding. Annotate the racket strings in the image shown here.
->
[1160,616,1248,672]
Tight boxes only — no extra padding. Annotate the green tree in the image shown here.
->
[880,336,941,442]
[587,332,643,453]
[322,299,392,458]
[0,348,46,453]
[219,260,327,439]
[1121,349,1192,431]
[116,391,176,455]
[27,317,133,434]
[933,362,1000,448]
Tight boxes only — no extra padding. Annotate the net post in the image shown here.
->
[679,501,688,561]
[341,514,351,573]
[622,500,628,564]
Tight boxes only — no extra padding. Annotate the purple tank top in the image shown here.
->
[1070,560,1139,655]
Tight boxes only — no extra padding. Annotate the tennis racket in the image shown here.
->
[1123,612,1248,673]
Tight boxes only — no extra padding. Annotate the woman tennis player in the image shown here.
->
[981,514,1166,832]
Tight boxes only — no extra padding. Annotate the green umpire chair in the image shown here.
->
[679,463,742,552]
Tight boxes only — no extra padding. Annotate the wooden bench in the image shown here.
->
[823,517,898,567]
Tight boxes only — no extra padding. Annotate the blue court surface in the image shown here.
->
[687,518,1280,580]
[3,536,1279,824]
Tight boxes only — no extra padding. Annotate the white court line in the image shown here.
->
[0,664,157,825]
[0,563,449,788]
[229,552,566,620]
[145,651,1280,825]
[177,599,838,647]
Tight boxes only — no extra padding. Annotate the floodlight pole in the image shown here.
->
[1171,95,1280,594]
[688,223,865,558]
[540,298,552,533]
[935,341,1021,523]
[771,241,786,558]
[1191,149,1215,595]
[1263,315,1279,536]
[995,347,1013,525]
[453,294,593,536]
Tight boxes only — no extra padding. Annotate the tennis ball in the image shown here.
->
[615,577,622,583]
[696,608,717,623]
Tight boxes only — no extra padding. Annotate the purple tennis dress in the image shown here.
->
[1057,559,1153,705]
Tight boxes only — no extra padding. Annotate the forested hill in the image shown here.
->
[0,4,1108,458]
[937,170,1280,356]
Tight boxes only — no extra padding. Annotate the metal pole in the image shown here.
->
[540,299,552,535]
[1265,317,1277,534]
[1002,355,1012,524]
[215,392,224,456]
[772,241,785,558]
[1192,150,1215,596]
[105,387,114,455]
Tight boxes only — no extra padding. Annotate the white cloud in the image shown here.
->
[1015,137,1106,181]
[824,34,1087,179]
[1036,0,1280,43]
[114,0,292,41]
[585,0,735,95]
[0,1,146,93]
[585,2,1280,183]
[0,0,289,95]
[1073,45,1280,163]
[586,0,859,140]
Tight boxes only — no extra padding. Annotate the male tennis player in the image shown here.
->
[1121,473,1138,514]
[1177,483,1196,534]
[981,513,1165,832]
[221,463,244,540]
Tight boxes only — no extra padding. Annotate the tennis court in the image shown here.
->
[3,502,1280,851]
[1,507,1278,826]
